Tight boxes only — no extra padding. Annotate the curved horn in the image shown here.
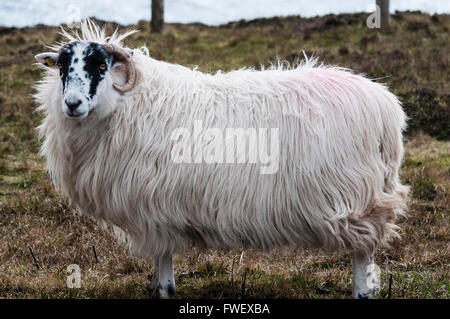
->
[103,43,137,93]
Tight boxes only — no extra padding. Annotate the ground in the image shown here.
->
[0,11,448,298]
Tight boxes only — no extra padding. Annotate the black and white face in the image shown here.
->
[35,41,122,120]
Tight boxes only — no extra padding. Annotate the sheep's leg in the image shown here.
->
[352,252,379,299]
[149,259,160,291]
[151,253,175,299]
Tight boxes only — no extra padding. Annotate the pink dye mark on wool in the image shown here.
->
[301,68,374,111]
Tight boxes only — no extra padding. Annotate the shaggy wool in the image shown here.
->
[35,20,409,259]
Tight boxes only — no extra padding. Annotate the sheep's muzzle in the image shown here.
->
[103,44,137,93]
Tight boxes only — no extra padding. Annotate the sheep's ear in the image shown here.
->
[35,52,59,68]
[111,62,127,85]
[112,63,126,72]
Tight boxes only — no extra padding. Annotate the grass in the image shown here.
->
[0,12,448,298]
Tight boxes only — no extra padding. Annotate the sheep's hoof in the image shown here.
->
[151,283,175,299]
[151,286,162,299]
[354,288,376,299]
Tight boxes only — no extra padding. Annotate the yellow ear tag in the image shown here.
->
[45,57,54,67]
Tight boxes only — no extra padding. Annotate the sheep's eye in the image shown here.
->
[99,64,107,71]
[57,63,62,69]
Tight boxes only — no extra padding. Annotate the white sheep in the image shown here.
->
[34,20,409,299]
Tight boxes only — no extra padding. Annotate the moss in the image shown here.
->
[410,173,437,201]
[400,88,450,140]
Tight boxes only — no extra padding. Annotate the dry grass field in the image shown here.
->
[0,11,448,298]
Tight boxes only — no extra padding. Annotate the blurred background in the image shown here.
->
[0,0,449,27]
[0,0,448,299]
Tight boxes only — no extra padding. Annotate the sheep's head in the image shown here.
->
[35,41,136,120]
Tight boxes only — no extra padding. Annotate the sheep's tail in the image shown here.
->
[379,90,410,204]
[363,90,410,250]
[337,91,410,256]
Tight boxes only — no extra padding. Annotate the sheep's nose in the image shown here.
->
[65,99,82,112]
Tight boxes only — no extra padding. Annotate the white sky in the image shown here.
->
[0,0,448,27]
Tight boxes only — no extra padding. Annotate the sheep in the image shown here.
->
[34,20,409,299]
